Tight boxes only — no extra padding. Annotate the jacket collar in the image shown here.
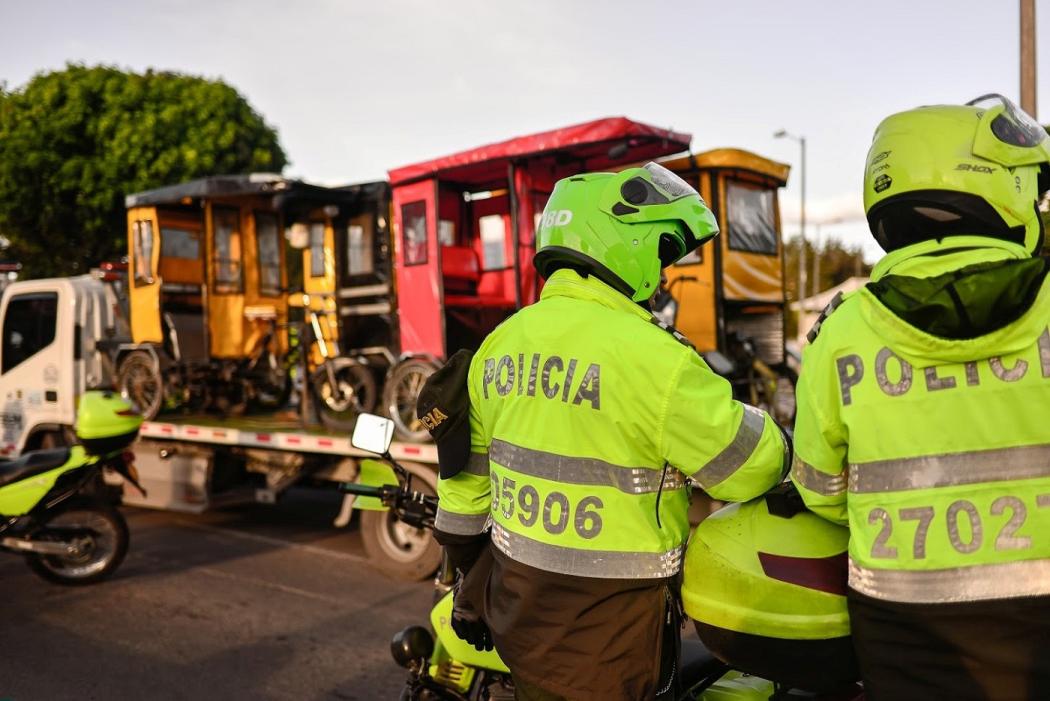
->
[870,236,1030,282]
[540,269,652,321]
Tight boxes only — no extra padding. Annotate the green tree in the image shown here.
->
[0,64,287,277]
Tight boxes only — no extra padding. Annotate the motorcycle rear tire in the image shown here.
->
[25,501,129,586]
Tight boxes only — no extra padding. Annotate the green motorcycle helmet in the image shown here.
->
[534,162,719,302]
[682,483,858,692]
[76,390,144,454]
[865,93,1050,254]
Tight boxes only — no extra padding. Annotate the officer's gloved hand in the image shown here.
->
[450,576,494,651]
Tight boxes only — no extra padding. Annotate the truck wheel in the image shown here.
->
[360,462,441,581]
[382,358,439,443]
[117,351,164,420]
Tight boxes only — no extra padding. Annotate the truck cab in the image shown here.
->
[0,275,127,456]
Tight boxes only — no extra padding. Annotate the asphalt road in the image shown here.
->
[0,489,433,701]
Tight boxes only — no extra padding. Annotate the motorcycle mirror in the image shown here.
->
[352,413,395,455]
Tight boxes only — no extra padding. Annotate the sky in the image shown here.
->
[3,0,1049,262]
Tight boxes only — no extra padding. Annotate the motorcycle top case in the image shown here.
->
[75,391,143,454]
[682,490,859,691]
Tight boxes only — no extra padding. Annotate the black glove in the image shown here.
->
[450,575,494,652]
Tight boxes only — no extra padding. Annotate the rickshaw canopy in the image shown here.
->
[662,148,791,187]
[125,174,359,209]
[388,116,691,187]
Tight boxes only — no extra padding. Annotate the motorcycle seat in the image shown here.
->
[0,448,72,488]
[680,638,726,682]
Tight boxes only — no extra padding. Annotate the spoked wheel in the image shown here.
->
[312,358,377,432]
[117,350,164,420]
[382,358,439,443]
[360,463,441,581]
[26,502,129,585]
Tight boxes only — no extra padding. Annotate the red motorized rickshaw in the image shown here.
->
[380,117,690,439]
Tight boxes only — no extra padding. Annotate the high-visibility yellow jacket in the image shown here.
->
[436,268,788,579]
[792,237,1050,604]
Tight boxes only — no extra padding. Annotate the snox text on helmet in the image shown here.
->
[534,163,720,302]
[864,93,1050,254]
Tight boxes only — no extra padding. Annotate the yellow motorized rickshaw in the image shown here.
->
[655,149,796,422]
[288,180,396,427]
[120,174,373,426]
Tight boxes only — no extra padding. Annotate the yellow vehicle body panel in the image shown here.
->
[661,150,790,349]
[127,206,164,343]
[300,217,340,365]
[205,199,290,359]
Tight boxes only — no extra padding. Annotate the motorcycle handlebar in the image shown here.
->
[338,482,386,499]
[338,482,437,527]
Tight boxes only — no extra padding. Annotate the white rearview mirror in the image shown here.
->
[352,413,395,454]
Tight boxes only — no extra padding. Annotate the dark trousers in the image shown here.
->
[849,589,1050,701]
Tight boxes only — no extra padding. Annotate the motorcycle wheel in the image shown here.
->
[117,350,164,420]
[382,358,439,443]
[312,358,377,432]
[25,502,129,586]
[360,462,441,581]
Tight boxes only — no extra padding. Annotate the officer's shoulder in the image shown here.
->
[804,290,861,345]
[643,314,698,351]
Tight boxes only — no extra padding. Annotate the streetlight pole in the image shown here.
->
[1021,0,1037,117]
[774,130,807,302]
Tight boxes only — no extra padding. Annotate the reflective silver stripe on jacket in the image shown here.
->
[434,508,489,536]
[462,451,489,477]
[850,444,1050,494]
[489,440,684,494]
[491,522,683,579]
[849,557,1050,603]
[791,456,847,496]
[692,405,766,490]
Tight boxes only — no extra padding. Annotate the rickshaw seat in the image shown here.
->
[441,246,481,282]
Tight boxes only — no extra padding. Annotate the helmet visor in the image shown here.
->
[644,162,699,200]
[967,93,1047,148]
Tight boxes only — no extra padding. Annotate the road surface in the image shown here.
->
[0,489,433,700]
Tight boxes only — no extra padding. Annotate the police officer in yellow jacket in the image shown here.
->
[792,95,1050,700]
[433,163,789,700]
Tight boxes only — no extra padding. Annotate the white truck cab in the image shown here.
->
[0,275,128,455]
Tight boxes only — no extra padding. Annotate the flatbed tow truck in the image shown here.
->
[0,273,441,580]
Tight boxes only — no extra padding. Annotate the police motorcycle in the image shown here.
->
[0,391,146,584]
[344,413,863,700]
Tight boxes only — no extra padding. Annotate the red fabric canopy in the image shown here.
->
[388,116,691,187]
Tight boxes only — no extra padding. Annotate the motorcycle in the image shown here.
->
[0,391,146,585]
[343,413,863,700]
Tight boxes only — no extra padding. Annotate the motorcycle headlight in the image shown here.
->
[390,625,434,668]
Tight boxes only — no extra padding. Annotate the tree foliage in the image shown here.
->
[783,234,871,303]
[0,64,287,277]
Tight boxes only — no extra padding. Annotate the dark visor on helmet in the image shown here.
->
[967,93,1047,148]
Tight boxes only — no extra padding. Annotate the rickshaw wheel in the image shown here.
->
[312,358,377,432]
[382,358,439,443]
[116,351,164,420]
